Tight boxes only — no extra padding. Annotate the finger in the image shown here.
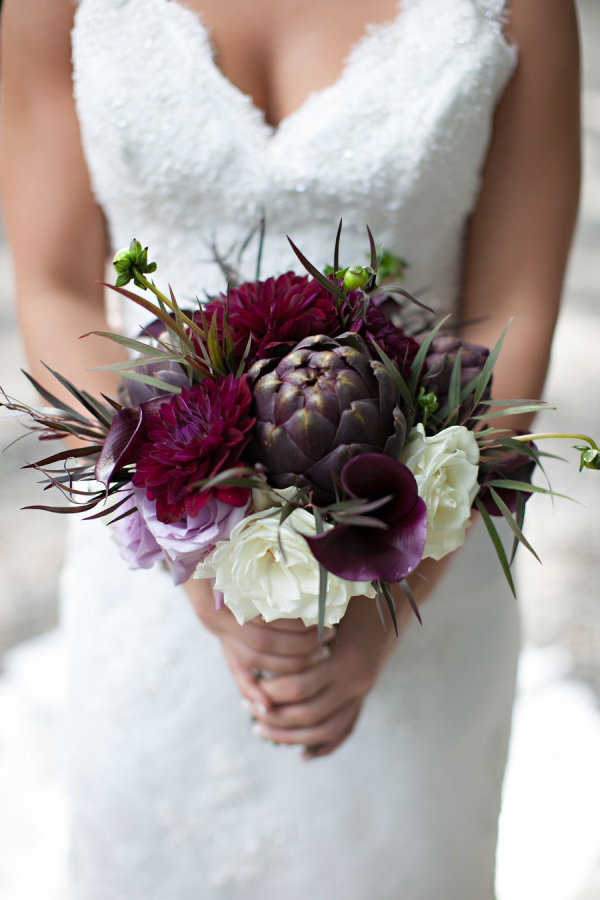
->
[251,698,359,748]
[257,660,333,706]
[240,620,335,657]
[249,685,338,730]
[224,636,331,677]
[255,619,338,643]
[221,648,273,710]
[301,723,357,760]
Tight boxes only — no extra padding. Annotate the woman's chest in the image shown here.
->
[175,0,403,127]
[71,0,516,302]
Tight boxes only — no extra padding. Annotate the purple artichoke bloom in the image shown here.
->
[111,491,163,570]
[248,334,407,504]
[477,444,537,516]
[422,334,490,425]
[305,453,427,583]
[135,488,250,585]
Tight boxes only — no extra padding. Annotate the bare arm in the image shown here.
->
[0,0,124,400]
[460,0,581,429]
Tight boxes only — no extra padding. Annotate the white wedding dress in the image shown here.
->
[62,1,519,897]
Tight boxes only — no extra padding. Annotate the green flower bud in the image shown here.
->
[342,265,370,292]
[417,385,439,428]
[417,385,439,415]
[112,239,157,288]
[579,446,600,471]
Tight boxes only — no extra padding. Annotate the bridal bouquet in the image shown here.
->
[2,226,598,632]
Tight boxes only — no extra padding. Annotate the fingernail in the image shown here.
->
[252,723,270,740]
[301,745,319,762]
[310,645,331,663]
[242,698,268,717]
[323,627,337,642]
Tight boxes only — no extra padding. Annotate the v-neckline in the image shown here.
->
[164,0,411,135]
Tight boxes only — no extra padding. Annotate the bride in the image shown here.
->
[0,0,580,897]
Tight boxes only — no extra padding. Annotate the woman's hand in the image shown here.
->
[186,556,450,755]
[183,578,336,710]
[243,594,408,758]
[238,556,452,758]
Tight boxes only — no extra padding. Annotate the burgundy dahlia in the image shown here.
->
[362,305,419,378]
[201,273,340,363]
[132,375,255,523]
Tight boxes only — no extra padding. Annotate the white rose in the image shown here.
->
[195,506,374,626]
[399,424,480,561]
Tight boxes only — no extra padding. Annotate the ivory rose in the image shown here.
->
[195,506,374,626]
[399,424,480,560]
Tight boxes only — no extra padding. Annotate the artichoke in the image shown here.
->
[248,334,407,503]
[422,334,489,426]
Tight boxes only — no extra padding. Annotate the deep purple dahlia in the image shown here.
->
[362,305,420,378]
[132,374,255,523]
[201,273,340,363]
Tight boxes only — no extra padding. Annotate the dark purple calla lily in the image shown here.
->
[305,453,427,583]
[95,397,166,488]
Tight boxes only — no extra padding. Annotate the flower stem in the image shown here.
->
[514,432,598,449]
[132,268,171,306]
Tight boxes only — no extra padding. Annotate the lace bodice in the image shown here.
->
[72,0,516,336]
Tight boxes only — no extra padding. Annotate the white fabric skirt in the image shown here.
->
[58,516,519,900]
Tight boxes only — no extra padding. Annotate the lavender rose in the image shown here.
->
[136,488,250,585]
[110,492,163,570]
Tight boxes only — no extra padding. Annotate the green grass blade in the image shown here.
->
[484,479,574,502]
[380,580,399,635]
[398,578,422,625]
[118,372,183,393]
[407,315,451,395]
[471,403,552,421]
[313,508,329,640]
[368,338,415,409]
[488,487,541,562]
[438,348,462,423]
[509,492,526,565]
[475,497,516,597]
[473,323,510,407]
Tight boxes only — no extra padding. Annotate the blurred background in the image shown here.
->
[0,2,599,898]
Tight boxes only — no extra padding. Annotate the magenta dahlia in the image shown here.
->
[201,273,341,364]
[132,375,255,523]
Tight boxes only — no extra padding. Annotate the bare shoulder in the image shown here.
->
[505,0,580,67]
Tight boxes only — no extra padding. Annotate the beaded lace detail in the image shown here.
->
[72,0,516,334]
